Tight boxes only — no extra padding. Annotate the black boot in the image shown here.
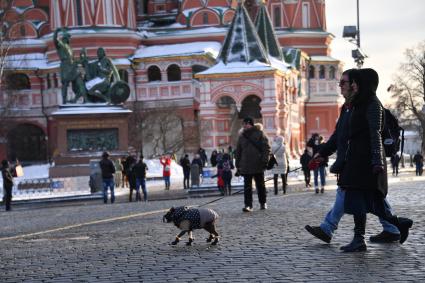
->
[341,214,367,252]
[395,217,413,244]
[129,190,133,202]
[274,177,278,195]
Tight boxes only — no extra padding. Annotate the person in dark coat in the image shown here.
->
[235,117,271,212]
[126,155,137,201]
[300,149,312,187]
[305,69,406,250]
[307,134,328,193]
[219,153,234,195]
[179,154,191,189]
[390,153,401,176]
[133,155,148,201]
[337,68,413,251]
[1,160,14,211]
[99,151,116,204]
[413,151,423,176]
[198,148,208,167]
[210,150,218,167]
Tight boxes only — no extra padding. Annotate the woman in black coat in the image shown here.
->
[338,68,413,252]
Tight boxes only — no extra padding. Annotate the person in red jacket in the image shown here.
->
[160,155,172,190]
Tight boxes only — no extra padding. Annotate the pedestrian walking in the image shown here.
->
[160,155,172,190]
[413,151,423,176]
[305,69,406,250]
[179,154,191,189]
[300,149,312,187]
[99,151,116,204]
[270,135,289,195]
[114,158,123,188]
[236,117,271,212]
[390,153,400,176]
[121,156,129,188]
[133,155,148,201]
[1,160,15,211]
[307,134,327,193]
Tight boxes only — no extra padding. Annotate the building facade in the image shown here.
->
[0,0,343,165]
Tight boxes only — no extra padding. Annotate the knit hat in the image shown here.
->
[243,117,254,126]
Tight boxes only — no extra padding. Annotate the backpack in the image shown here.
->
[382,108,404,157]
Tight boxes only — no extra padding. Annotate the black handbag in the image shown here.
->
[266,154,278,170]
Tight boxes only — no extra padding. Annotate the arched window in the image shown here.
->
[147,65,161,82]
[203,12,209,25]
[167,64,181,81]
[119,69,129,83]
[191,65,208,79]
[329,66,336,79]
[6,73,31,90]
[308,66,315,79]
[319,65,325,79]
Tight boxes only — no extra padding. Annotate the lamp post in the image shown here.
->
[342,0,366,68]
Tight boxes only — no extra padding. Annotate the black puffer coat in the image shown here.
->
[235,124,270,175]
[338,71,387,197]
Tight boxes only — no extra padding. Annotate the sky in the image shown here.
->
[326,0,425,105]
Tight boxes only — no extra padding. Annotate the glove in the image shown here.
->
[372,165,384,175]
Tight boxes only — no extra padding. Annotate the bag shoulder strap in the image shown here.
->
[242,133,263,154]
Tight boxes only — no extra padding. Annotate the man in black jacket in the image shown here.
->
[179,154,191,189]
[99,151,116,204]
[1,160,14,211]
[133,155,148,201]
[235,117,270,212]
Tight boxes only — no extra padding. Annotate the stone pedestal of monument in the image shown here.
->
[49,104,132,178]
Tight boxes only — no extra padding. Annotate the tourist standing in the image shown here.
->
[390,153,401,176]
[413,151,423,176]
[1,160,14,211]
[133,155,148,201]
[160,155,172,190]
[179,154,191,189]
[270,135,289,195]
[99,152,116,204]
[114,158,123,188]
[236,117,271,212]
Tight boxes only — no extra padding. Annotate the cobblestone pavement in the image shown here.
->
[0,176,424,282]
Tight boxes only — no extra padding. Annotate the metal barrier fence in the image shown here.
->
[0,176,92,201]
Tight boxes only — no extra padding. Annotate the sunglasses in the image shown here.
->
[339,79,350,86]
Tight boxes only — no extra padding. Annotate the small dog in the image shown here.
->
[163,206,220,246]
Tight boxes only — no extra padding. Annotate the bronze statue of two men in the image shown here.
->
[53,28,130,104]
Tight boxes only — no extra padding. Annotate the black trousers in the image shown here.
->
[302,169,311,186]
[243,173,266,207]
[183,172,190,189]
[273,174,287,194]
[3,186,12,211]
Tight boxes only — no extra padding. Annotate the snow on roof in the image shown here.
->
[132,41,221,59]
[146,26,227,37]
[310,55,339,62]
[4,53,49,70]
[112,58,131,65]
[181,6,230,17]
[198,56,289,75]
[51,105,132,115]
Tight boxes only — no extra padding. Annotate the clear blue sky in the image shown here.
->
[326,0,425,104]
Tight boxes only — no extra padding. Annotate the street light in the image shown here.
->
[342,0,367,68]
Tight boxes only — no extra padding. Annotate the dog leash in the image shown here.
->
[197,166,303,208]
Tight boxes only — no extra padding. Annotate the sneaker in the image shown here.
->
[369,231,400,243]
[242,206,253,212]
[315,188,319,194]
[305,225,331,243]
[260,203,267,210]
[320,188,324,193]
